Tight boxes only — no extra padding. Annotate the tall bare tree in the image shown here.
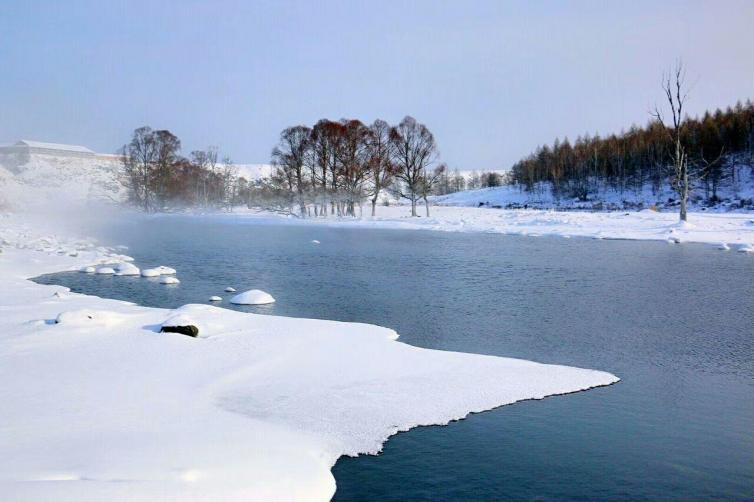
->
[653,62,691,221]
[419,163,447,217]
[390,116,438,216]
[152,130,181,208]
[365,119,396,216]
[122,126,158,211]
[272,126,311,217]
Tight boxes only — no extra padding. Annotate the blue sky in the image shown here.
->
[1,0,752,169]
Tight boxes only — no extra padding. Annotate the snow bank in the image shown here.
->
[197,205,754,249]
[0,215,619,501]
[230,289,275,305]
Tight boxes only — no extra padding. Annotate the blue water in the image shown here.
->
[35,216,754,500]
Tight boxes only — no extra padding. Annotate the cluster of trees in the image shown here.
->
[509,99,753,205]
[265,116,446,217]
[121,127,237,211]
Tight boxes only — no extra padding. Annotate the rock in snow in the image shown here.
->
[79,265,95,273]
[230,289,276,305]
[159,276,180,285]
[224,286,236,292]
[208,296,222,302]
[160,312,199,337]
[95,266,115,274]
[311,239,321,244]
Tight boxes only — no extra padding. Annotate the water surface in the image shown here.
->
[36,216,754,500]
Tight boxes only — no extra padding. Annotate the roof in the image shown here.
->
[15,140,94,154]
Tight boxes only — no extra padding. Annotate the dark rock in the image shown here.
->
[160,325,199,338]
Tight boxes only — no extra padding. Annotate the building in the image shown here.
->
[0,140,96,159]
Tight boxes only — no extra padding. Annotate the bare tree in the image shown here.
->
[220,156,238,211]
[365,119,396,216]
[122,126,158,211]
[419,163,447,217]
[152,130,181,208]
[390,116,438,216]
[310,119,342,216]
[653,62,691,221]
[271,126,311,217]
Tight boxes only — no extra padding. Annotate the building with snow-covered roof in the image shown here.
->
[0,140,96,158]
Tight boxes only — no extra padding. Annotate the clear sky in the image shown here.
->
[1,0,752,169]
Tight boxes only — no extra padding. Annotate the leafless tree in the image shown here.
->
[653,62,691,221]
[152,130,181,208]
[390,116,438,216]
[272,126,311,217]
[365,119,397,216]
[419,163,447,217]
[122,126,158,211]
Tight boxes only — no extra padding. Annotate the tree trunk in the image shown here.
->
[424,196,430,217]
[371,198,377,217]
[411,198,417,217]
[680,159,688,221]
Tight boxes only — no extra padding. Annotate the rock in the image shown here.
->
[224,287,236,292]
[79,266,96,273]
[208,296,222,302]
[114,262,140,276]
[95,266,115,274]
[160,276,180,284]
[160,325,199,338]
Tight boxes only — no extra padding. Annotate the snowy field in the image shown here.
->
[199,205,754,251]
[0,213,619,500]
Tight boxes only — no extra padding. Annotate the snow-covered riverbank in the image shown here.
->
[184,205,754,250]
[0,213,619,501]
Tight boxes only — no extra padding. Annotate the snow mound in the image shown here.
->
[95,266,115,274]
[54,309,127,328]
[736,245,754,253]
[230,289,275,305]
[311,240,321,244]
[142,266,176,277]
[160,276,180,284]
[114,262,140,276]
[208,296,222,302]
[79,266,95,273]
[224,287,236,292]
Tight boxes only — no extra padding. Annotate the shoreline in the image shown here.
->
[0,212,619,500]
[149,205,754,250]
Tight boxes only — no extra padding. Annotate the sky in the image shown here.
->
[1,0,752,170]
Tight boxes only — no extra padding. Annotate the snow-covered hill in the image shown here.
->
[434,165,754,212]
[0,153,126,210]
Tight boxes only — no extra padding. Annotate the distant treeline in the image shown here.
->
[510,101,754,201]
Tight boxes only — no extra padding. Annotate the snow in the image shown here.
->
[208,296,222,302]
[114,262,140,276]
[224,286,236,292]
[195,204,754,250]
[311,239,321,244]
[79,265,95,273]
[0,213,618,500]
[95,266,115,274]
[159,276,180,284]
[230,289,276,305]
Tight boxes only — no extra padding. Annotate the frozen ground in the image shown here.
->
[0,213,618,501]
